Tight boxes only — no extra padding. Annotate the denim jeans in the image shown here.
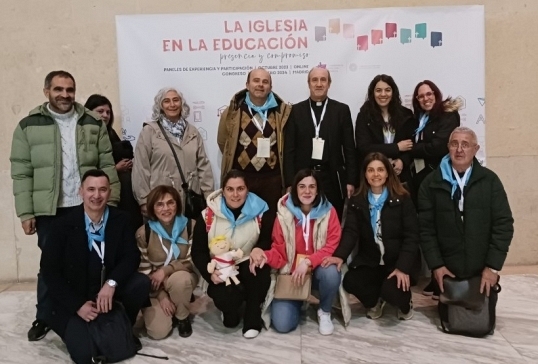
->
[271,265,341,333]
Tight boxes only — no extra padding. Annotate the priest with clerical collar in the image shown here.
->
[283,66,357,219]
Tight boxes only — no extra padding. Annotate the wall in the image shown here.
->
[0,0,536,282]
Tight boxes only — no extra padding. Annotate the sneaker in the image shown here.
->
[366,299,386,320]
[27,319,50,341]
[398,301,414,321]
[243,329,260,339]
[317,309,334,336]
[177,318,193,338]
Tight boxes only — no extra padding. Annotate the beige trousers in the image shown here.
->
[143,270,198,340]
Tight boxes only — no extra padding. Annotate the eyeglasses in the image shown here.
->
[416,91,434,101]
[448,141,476,150]
[155,200,177,210]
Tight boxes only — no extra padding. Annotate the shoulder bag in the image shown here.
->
[156,121,207,219]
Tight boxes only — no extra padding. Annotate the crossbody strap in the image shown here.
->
[156,120,189,189]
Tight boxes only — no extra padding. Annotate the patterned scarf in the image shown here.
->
[161,116,187,141]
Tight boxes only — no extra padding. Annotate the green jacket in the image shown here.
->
[418,159,513,278]
[10,102,120,221]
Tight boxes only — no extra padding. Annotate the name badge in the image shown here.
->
[257,138,271,158]
[312,138,325,160]
[414,158,425,173]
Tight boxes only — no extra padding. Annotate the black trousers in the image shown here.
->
[207,260,270,333]
[315,169,344,219]
[60,272,150,364]
[35,207,78,322]
[244,171,282,229]
[343,265,411,310]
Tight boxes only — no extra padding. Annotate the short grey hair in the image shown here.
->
[449,126,478,144]
[151,87,190,121]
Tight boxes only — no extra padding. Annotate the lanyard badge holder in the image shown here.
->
[249,108,271,159]
[310,99,328,160]
[92,240,106,287]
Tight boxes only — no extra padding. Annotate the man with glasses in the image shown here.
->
[418,127,513,299]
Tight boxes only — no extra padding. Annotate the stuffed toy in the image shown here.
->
[207,236,243,286]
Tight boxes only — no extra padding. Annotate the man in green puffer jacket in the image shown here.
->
[419,126,514,301]
[9,70,120,342]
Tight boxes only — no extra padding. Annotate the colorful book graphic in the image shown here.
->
[343,24,354,38]
[315,27,327,42]
[431,31,443,47]
[329,19,340,34]
[400,28,412,44]
[386,23,397,39]
[371,29,383,45]
[357,35,368,51]
[415,23,427,39]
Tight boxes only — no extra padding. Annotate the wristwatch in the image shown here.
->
[106,279,117,288]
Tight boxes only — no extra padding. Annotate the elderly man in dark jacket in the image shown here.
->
[418,126,514,297]
[40,169,150,364]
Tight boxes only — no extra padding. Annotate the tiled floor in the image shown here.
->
[1,271,537,364]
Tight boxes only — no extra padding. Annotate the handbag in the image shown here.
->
[156,121,207,219]
[440,276,485,310]
[88,302,138,363]
[274,274,312,301]
[438,276,501,338]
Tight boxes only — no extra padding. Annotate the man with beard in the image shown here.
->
[283,66,357,218]
[217,67,291,233]
[10,70,119,341]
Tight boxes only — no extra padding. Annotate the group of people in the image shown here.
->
[9,67,513,364]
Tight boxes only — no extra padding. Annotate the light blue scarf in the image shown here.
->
[367,187,388,236]
[285,195,332,225]
[439,154,473,199]
[221,192,269,233]
[414,113,430,136]
[245,92,278,122]
[85,207,109,251]
[148,216,189,259]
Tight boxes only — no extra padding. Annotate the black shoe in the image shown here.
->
[422,280,436,296]
[133,335,142,352]
[28,319,50,341]
[177,318,193,338]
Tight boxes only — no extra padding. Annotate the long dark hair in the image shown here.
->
[360,74,404,130]
[412,80,453,119]
[84,94,114,130]
[356,152,408,198]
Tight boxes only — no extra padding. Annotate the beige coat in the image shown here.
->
[132,121,214,207]
[217,89,292,184]
[261,196,351,328]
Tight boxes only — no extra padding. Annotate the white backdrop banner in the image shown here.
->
[116,6,485,186]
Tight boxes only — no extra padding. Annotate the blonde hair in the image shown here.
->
[209,235,227,248]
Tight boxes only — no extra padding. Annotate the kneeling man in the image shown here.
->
[40,169,150,363]
[419,127,514,296]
